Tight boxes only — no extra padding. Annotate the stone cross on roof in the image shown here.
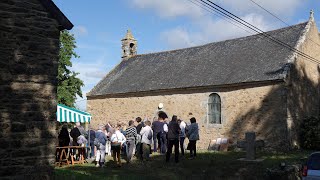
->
[237,132,264,160]
[122,29,135,40]
[310,9,314,22]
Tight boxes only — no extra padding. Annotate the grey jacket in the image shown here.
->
[186,123,199,141]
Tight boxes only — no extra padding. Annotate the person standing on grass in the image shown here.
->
[186,117,199,159]
[110,123,126,167]
[105,123,113,156]
[140,120,153,161]
[76,122,87,138]
[125,120,137,163]
[58,124,70,147]
[152,111,167,154]
[95,125,108,167]
[57,124,70,161]
[70,124,81,146]
[177,119,186,156]
[88,128,96,159]
[135,117,144,159]
[166,115,181,163]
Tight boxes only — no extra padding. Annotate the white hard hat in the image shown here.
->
[158,103,164,109]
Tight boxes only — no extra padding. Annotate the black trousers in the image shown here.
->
[166,139,179,163]
[180,137,185,156]
[189,140,197,157]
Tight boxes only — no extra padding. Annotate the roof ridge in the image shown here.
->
[87,20,310,96]
[131,21,308,58]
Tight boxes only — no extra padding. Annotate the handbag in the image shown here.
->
[147,130,153,140]
[94,138,100,147]
[111,133,122,150]
[186,142,191,150]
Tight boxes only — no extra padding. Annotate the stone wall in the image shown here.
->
[0,0,60,179]
[87,81,288,150]
[287,19,320,147]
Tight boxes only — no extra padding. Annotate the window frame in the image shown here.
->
[207,93,222,126]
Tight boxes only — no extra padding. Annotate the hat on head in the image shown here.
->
[158,103,164,109]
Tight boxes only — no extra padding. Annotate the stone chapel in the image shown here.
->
[87,12,320,150]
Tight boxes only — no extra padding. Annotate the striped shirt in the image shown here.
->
[125,126,137,141]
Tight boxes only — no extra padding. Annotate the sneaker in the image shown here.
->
[95,164,100,167]
[101,164,105,168]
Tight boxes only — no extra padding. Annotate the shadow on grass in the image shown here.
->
[54,151,310,180]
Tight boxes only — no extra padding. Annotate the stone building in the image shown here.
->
[87,12,320,150]
[0,0,72,179]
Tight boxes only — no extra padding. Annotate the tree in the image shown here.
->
[57,30,84,107]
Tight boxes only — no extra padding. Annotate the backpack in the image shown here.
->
[147,130,153,140]
[94,138,100,147]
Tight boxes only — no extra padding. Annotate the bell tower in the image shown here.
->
[121,29,137,60]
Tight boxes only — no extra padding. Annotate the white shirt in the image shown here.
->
[163,123,168,133]
[110,130,126,144]
[140,125,153,145]
[179,121,186,137]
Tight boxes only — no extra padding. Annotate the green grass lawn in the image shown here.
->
[54,150,310,180]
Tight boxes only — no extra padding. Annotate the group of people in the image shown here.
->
[153,112,200,163]
[57,111,200,167]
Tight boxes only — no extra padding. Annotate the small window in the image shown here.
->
[208,93,221,124]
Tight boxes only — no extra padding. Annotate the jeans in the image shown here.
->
[166,139,179,163]
[89,142,95,158]
[126,140,136,162]
[136,142,143,160]
[179,137,185,156]
[157,132,167,154]
[153,132,158,152]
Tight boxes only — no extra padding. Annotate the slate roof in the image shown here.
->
[88,22,308,97]
[39,0,73,30]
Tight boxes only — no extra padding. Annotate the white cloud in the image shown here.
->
[129,0,305,50]
[71,55,113,88]
[161,27,195,49]
[131,0,204,18]
[71,54,116,111]
[72,26,88,37]
[217,0,302,17]
[160,13,272,49]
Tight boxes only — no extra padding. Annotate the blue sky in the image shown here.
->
[52,0,320,111]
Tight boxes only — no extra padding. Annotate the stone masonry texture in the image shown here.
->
[87,82,288,150]
[87,20,320,152]
[0,0,60,179]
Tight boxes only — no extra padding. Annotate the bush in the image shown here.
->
[300,116,320,150]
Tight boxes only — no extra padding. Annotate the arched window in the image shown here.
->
[208,93,221,124]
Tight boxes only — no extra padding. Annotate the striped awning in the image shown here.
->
[57,104,91,123]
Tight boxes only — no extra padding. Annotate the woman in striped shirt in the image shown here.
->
[125,120,137,163]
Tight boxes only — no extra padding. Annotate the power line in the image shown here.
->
[248,0,289,26]
[248,0,320,48]
[193,0,320,64]
[187,0,255,35]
